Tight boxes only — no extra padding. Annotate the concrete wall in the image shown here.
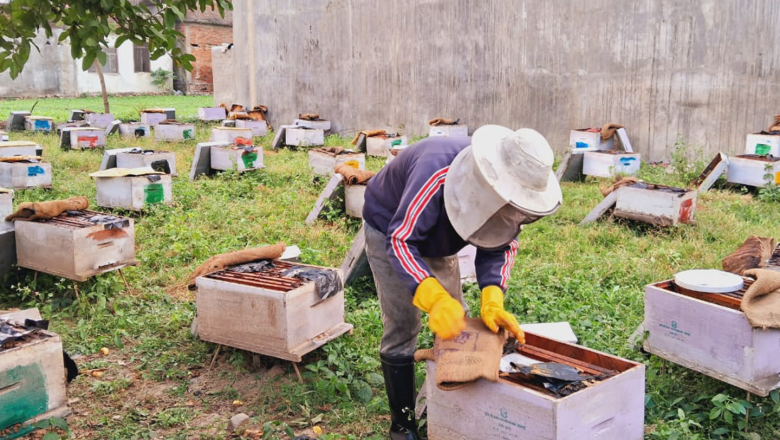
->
[175,7,233,94]
[222,0,780,161]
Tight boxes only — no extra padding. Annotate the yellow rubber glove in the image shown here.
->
[481,286,525,344]
[413,277,466,340]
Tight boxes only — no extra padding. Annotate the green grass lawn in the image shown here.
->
[1,95,780,440]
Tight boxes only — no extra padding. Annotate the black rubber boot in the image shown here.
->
[381,354,420,440]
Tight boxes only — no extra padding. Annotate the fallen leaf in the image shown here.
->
[232,400,243,406]
[312,426,323,435]
[100,347,110,356]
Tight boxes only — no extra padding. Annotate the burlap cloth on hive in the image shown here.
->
[742,269,780,329]
[350,130,387,146]
[428,118,458,126]
[600,122,624,141]
[5,196,89,222]
[313,146,345,156]
[600,176,639,197]
[723,236,776,276]
[298,113,320,121]
[414,318,506,390]
[187,243,286,290]
[768,115,780,132]
[335,164,375,185]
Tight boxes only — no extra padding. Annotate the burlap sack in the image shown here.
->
[298,113,320,121]
[0,156,42,162]
[414,318,506,390]
[723,236,776,275]
[187,243,286,290]
[141,108,166,114]
[5,196,89,222]
[600,122,625,141]
[313,147,345,156]
[600,176,639,197]
[335,164,375,185]
[350,130,387,146]
[742,269,780,329]
[428,118,458,126]
[768,115,780,132]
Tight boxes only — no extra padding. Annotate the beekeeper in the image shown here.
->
[362,125,562,440]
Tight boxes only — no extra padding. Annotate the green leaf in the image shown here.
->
[771,390,780,405]
[366,372,384,386]
[96,50,107,66]
[709,407,722,420]
[711,427,728,435]
[352,380,373,403]
[50,417,69,432]
[724,410,733,424]
[42,433,59,440]
[727,401,746,415]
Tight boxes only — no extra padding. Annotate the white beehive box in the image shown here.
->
[140,111,168,126]
[84,112,114,129]
[0,222,15,276]
[457,245,477,283]
[429,124,468,137]
[69,127,106,149]
[15,210,137,281]
[569,129,614,152]
[727,155,780,188]
[582,151,641,178]
[643,278,780,396]
[0,141,41,157]
[614,183,697,226]
[118,122,151,138]
[286,127,325,147]
[424,332,645,440]
[116,150,178,176]
[198,107,227,121]
[345,184,366,218]
[211,127,254,144]
[210,146,263,172]
[367,135,408,157]
[745,133,780,157]
[235,119,268,137]
[95,175,173,211]
[386,144,410,164]
[0,190,11,218]
[154,122,196,142]
[294,118,331,131]
[195,261,353,362]
[0,130,8,141]
[0,162,52,189]
[0,315,69,436]
[24,116,54,133]
[308,149,365,176]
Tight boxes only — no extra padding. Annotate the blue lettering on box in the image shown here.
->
[619,157,637,165]
[27,166,45,176]
[33,119,50,131]
[575,141,589,149]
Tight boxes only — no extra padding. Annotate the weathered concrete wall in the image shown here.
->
[223,0,780,160]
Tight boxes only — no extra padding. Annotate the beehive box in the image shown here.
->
[386,144,409,164]
[582,151,641,178]
[0,314,69,438]
[211,127,254,144]
[643,278,780,396]
[95,175,173,211]
[613,183,697,226]
[0,131,8,141]
[15,210,137,281]
[0,189,11,218]
[69,127,106,149]
[154,122,195,142]
[115,150,177,176]
[727,155,780,188]
[0,141,42,157]
[294,118,331,131]
[424,332,645,440]
[308,149,365,176]
[118,122,151,138]
[24,117,53,133]
[84,112,114,129]
[0,162,52,189]
[140,111,168,126]
[345,184,366,218]
[286,127,324,147]
[198,107,227,121]
[745,133,780,157]
[569,129,614,152]
[235,119,268,137]
[0,222,15,276]
[210,146,263,172]
[195,261,353,362]
[366,135,407,157]
[457,245,477,283]
[429,124,468,137]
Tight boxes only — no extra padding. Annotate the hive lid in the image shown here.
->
[674,269,744,293]
[0,141,38,147]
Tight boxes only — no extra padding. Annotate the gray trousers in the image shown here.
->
[365,223,465,358]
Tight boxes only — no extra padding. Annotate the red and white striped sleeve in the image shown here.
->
[475,239,519,291]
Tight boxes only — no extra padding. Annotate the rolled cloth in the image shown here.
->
[187,242,286,290]
[298,113,320,121]
[600,123,625,141]
[414,318,505,390]
[600,176,639,197]
[141,108,166,114]
[742,269,780,329]
[769,115,780,132]
[350,129,387,146]
[335,164,375,185]
[428,118,458,126]
[5,196,89,222]
[230,104,244,112]
[0,156,42,162]
[313,147,345,156]
[723,236,776,275]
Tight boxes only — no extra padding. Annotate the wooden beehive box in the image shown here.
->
[24,116,54,133]
[286,127,324,147]
[294,118,331,131]
[366,135,407,157]
[69,127,106,150]
[0,162,52,190]
[116,150,178,176]
[583,151,641,178]
[345,184,366,218]
[15,210,138,281]
[118,122,151,138]
[154,122,195,142]
[210,146,263,172]
[195,261,353,362]
[198,107,227,121]
[0,190,11,219]
[643,278,780,396]
[0,141,42,157]
[140,111,168,126]
[211,127,254,144]
[745,133,780,157]
[95,175,173,211]
[614,183,697,227]
[424,332,645,440]
[0,222,15,276]
[569,128,614,152]
[727,155,780,188]
[235,119,268,137]
[308,149,365,176]
[84,113,114,129]
[0,311,69,438]
[428,124,468,137]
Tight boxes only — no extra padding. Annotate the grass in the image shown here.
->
[1,95,780,439]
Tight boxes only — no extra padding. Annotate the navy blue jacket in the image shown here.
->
[363,136,518,295]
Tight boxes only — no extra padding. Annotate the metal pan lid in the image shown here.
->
[674,269,744,293]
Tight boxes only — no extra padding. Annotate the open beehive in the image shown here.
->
[210,145,263,172]
[211,127,254,144]
[118,122,151,138]
[195,260,352,362]
[285,127,324,147]
[727,154,780,188]
[614,183,697,226]
[294,118,331,131]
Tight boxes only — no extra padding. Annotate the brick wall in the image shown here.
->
[175,6,232,95]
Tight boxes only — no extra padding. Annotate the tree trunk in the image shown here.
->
[93,59,110,113]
